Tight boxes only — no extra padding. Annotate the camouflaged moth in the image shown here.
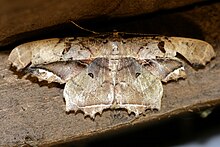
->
[8,32,215,118]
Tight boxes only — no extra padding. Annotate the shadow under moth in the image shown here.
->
[8,33,215,118]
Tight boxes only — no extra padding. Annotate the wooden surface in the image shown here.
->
[0,2,220,146]
[0,0,203,46]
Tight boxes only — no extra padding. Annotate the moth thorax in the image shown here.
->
[109,59,119,71]
[108,58,118,86]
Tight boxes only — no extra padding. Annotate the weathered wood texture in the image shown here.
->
[0,1,219,146]
[0,0,204,46]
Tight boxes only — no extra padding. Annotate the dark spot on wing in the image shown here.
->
[57,38,65,44]
[135,72,141,78]
[158,41,165,53]
[137,46,144,54]
[62,41,72,55]
[122,39,126,44]
[164,36,169,40]
[88,73,94,78]
[142,59,155,67]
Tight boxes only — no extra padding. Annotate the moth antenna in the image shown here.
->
[70,20,100,35]
[122,32,160,36]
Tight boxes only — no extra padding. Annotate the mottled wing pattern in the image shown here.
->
[163,37,215,66]
[140,58,186,82]
[64,59,114,118]
[8,35,215,118]
[120,36,215,81]
[114,58,163,115]
[27,61,87,83]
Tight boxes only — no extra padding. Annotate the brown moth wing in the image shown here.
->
[164,37,216,66]
[8,41,32,70]
[63,57,163,117]
[8,38,96,70]
[27,61,87,83]
[8,36,215,70]
[8,36,215,71]
[141,58,186,82]
[63,58,113,118]
[114,58,163,115]
[9,38,66,70]
[64,72,113,118]
[124,37,215,66]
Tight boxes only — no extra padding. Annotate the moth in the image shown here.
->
[8,33,215,118]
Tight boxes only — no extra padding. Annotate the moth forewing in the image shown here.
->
[162,37,216,66]
[8,43,32,70]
